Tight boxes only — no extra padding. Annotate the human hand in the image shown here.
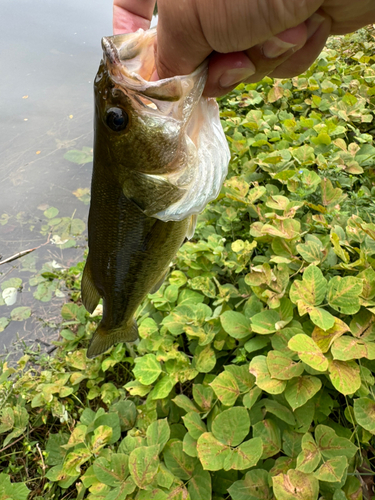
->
[112,0,375,97]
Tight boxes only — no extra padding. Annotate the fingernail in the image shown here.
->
[306,12,325,39]
[262,37,297,59]
[219,66,256,88]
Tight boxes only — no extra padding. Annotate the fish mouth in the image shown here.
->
[100,29,207,102]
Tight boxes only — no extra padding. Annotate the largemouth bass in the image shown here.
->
[82,28,230,358]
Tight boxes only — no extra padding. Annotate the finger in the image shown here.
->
[204,23,308,97]
[113,0,155,34]
[268,13,331,78]
[156,0,324,79]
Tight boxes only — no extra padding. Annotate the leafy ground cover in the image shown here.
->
[1,27,375,500]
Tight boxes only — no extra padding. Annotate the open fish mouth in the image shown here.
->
[99,28,230,222]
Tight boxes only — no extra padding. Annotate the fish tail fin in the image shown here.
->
[81,259,101,313]
[86,319,139,358]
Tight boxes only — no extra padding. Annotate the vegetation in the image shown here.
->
[1,28,375,500]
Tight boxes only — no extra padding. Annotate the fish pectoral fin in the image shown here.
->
[81,259,101,314]
[186,214,198,240]
[123,171,185,216]
[86,319,139,358]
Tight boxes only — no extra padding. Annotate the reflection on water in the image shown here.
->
[0,0,113,358]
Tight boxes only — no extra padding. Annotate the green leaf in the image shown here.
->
[169,270,187,287]
[124,380,151,397]
[331,336,375,361]
[252,419,281,458]
[228,469,272,500]
[220,311,251,339]
[188,463,212,500]
[0,318,10,333]
[297,240,324,264]
[172,395,200,413]
[285,376,322,410]
[192,384,214,411]
[296,434,321,474]
[311,317,350,353]
[149,375,175,400]
[45,433,69,465]
[197,432,231,471]
[314,456,348,482]
[328,359,361,395]
[224,364,255,392]
[212,407,250,446]
[64,147,93,165]
[210,371,240,406]
[290,266,327,306]
[128,445,159,487]
[63,449,92,476]
[156,463,175,489]
[164,439,197,479]
[267,350,304,380]
[92,413,121,445]
[182,412,207,440]
[183,432,198,457]
[44,206,59,219]
[146,419,170,451]
[224,438,263,471]
[193,344,216,373]
[250,356,287,394]
[110,400,137,431]
[309,306,336,331]
[251,310,281,334]
[244,336,270,354]
[133,354,162,385]
[263,399,295,425]
[91,425,113,453]
[288,334,328,371]
[353,397,375,434]
[315,425,357,459]
[327,276,363,314]
[93,454,129,487]
[10,306,31,321]
[0,473,30,500]
[272,470,319,500]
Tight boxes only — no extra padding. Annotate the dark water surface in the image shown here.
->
[0,0,113,357]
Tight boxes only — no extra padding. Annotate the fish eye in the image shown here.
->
[106,107,129,132]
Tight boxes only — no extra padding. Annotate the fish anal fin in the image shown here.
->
[81,260,101,314]
[86,318,139,358]
[149,270,168,294]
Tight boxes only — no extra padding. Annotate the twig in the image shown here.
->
[0,235,51,266]
[0,428,35,453]
[36,442,46,475]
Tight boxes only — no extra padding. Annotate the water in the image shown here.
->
[0,0,115,357]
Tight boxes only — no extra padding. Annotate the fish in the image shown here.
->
[82,28,230,358]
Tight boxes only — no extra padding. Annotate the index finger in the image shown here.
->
[113,0,156,34]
